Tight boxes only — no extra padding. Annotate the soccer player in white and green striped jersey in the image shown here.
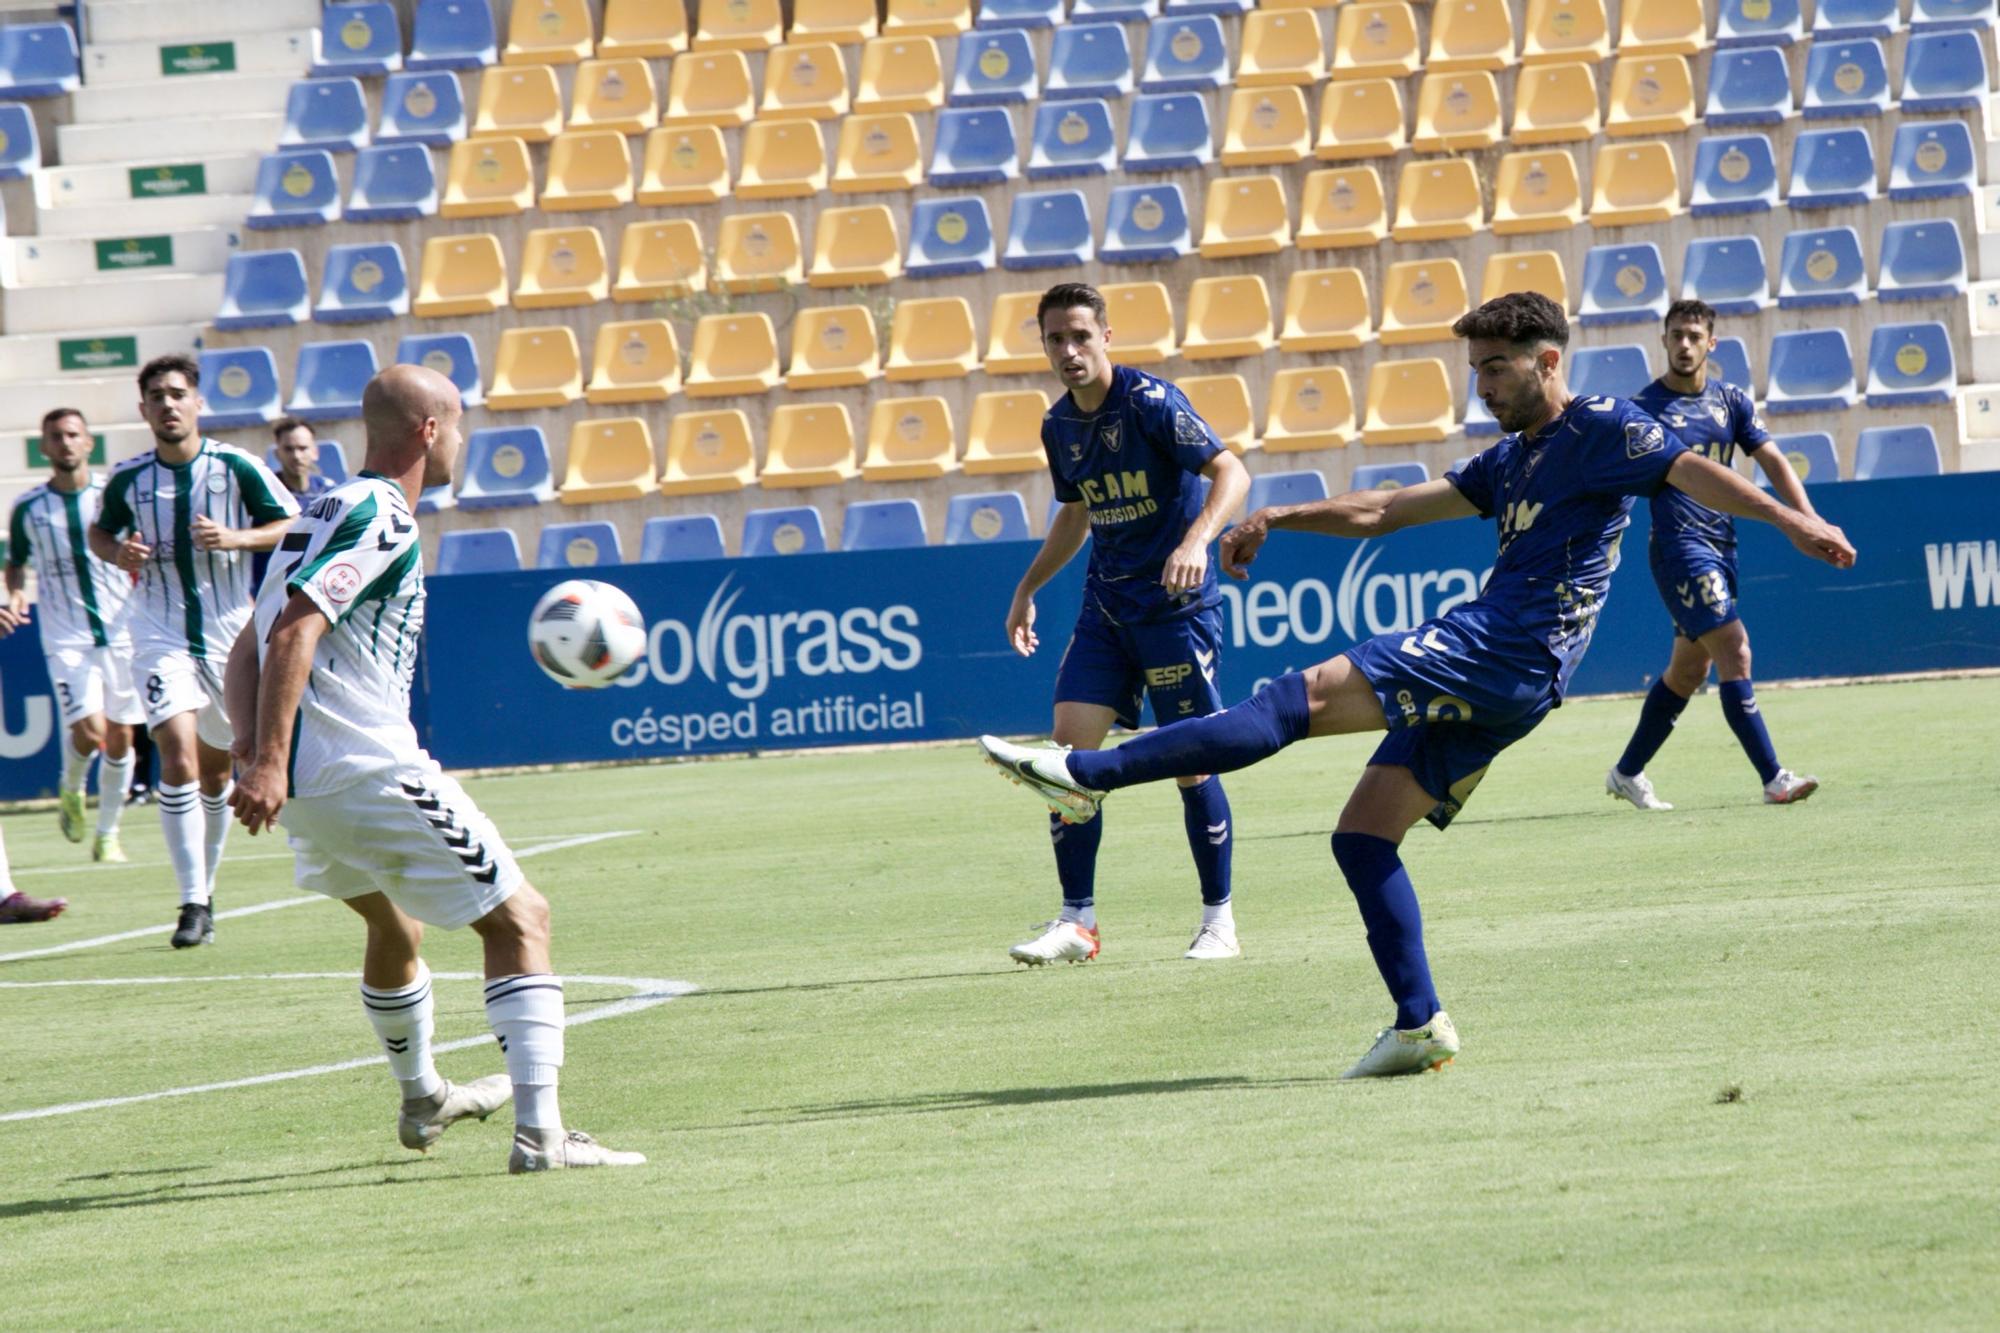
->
[88,355,298,948]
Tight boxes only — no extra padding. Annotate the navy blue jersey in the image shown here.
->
[1446,395,1688,694]
[1043,364,1224,624]
[1631,377,1771,549]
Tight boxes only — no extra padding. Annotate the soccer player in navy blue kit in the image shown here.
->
[1607,300,1822,811]
[1001,282,1251,966]
[983,293,1855,1075]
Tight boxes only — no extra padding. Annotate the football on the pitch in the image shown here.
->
[528,579,647,688]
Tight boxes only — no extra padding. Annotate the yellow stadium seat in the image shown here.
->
[585,319,681,405]
[613,218,706,300]
[985,291,1048,375]
[560,418,657,504]
[1221,87,1312,166]
[489,326,583,410]
[1101,281,1176,364]
[637,124,728,204]
[1522,0,1609,64]
[541,129,635,211]
[1492,149,1584,233]
[761,42,851,120]
[472,65,562,141]
[1238,10,1326,86]
[1377,259,1470,346]
[1412,72,1503,153]
[1362,359,1455,445]
[660,410,755,495]
[855,36,944,113]
[884,0,972,37]
[1199,175,1290,258]
[737,120,828,198]
[1510,61,1600,143]
[694,0,783,50]
[863,397,959,480]
[1618,0,1706,56]
[1182,275,1274,361]
[1390,158,1482,241]
[1605,55,1695,137]
[685,312,782,396]
[1262,0,1340,7]
[599,0,689,57]
[441,135,534,216]
[1264,367,1357,452]
[1481,250,1569,307]
[1590,140,1680,226]
[763,403,859,487]
[569,58,658,136]
[505,0,594,65]
[1429,0,1516,71]
[664,50,755,126]
[885,296,979,381]
[1315,79,1406,159]
[413,233,507,317]
[810,204,902,287]
[1332,3,1422,80]
[1180,375,1259,454]
[787,304,881,389]
[1280,267,1372,352]
[832,113,922,192]
[514,225,608,308]
[1297,166,1387,249]
[712,211,803,293]
[788,0,878,45]
[964,389,1051,475]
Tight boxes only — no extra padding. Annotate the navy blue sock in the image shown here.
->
[1050,808,1103,915]
[1178,777,1232,906]
[1616,678,1691,777]
[1329,832,1439,1030]
[1718,679,1780,784]
[1068,672,1312,791]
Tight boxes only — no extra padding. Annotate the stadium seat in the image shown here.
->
[660,410,756,494]
[287,341,379,422]
[1392,159,1483,241]
[1704,48,1794,127]
[539,518,627,565]
[1200,175,1291,257]
[488,326,583,410]
[1045,23,1134,99]
[248,150,340,228]
[963,391,1050,475]
[696,0,783,49]
[886,297,980,380]
[216,250,310,330]
[505,0,593,63]
[1316,78,1406,158]
[559,419,656,506]
[985,291,1049,374]
[1003,189,1095,269]
[1589,142,1680,226]
[1716,0,1803,45]
[1028,100,1119,177]
[907,196,997,276]
[571,59,659,135]
[712,212,803,292]
[1181,276,1275,360]
[1239,10,1326,84]
[1813,0,1899,39]
[1100,281,1177,363]
[1125,93,1215,171]
[790,0,879,44]
[515,226,608,308]
[810,205,903,287]
[887,0,974,35]
[347,143,439,221]
[945,491,1034,542]
[788,304,881,388]
[1765,328,1857,412]
[378,71,467,147]
[1776,226,1868,309]
[602,0,689,55]
[1577,242,1669,326]
[1852,425,1942,479]
[0,103,35,180]
[1569,345,1652,398]
[856,35,945,113]
[473,65,562,141]
[1606,57,1695,136]
[638,125,728,204]
[743,507,829,556]
[736,120,827,199]
[1903,31,1988,110]
[1803,39,1890,117]
[1878,219,1967,301]
[396,332,484,408]
[409,0,497,69]
[833,112,923,192]
[198,348,282,430]
[1075,0,1157,21]
[1789,127,1878,208]
[414,233,508,316]
[435,530,521,575]
[763,404,860,487]
[1100,184,1191,264]
[1362,359,1455,444]
[0,22,77,98]
[664,50,756,126]
[1709,336,1756,393]
[1330,3,1422,79]
[1522,0,1609,62]
[979,0,1063,27]
[1245,470,1329,511]
[951,29,1036,105]
[1681,235,1771,314]
[863,397,959,479]
[614,219,706,300]
[1755,433,1837,486]
[1412,72,1504,152]
[1482,250,1568,307]
[441,136,533,216]
[543,130,635,211]
[1462,370,1500,436]
[1279,268,1371,352]
[842,500,929,551]
[1141,15,1230,92]
[1164,0,1251,15]
[1492,149,1583,234]
[1263,367,1357,451]
[315,2,403,77]
[1889,120,1975,200]
[764,43,851,119]
[1376,260,1468,346]
[929,107,1019,185]
[1297,167,1388,249]
[1426,0,1512,71]
[1690,133,1779,215]
[1619,0,1705,54]
[1911,0,1997,29]
[1509,61,1600,143]
[1222,87,1313,165]
[315,243,409,323]
[1180,375,1259,453]
[1865,323,1954,406]
[281,78,369,154]
[639,515,725,563]
[685,313,782,396]
[456,427,555,508]
[1352,462,1431,491]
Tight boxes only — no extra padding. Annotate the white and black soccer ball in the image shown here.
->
[527,579,647,689]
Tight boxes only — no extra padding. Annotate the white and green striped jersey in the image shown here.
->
[7,476,133,651]
[95,439,298,660]
[254,474,425,798]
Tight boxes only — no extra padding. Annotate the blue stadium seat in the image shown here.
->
[1122,93,1213,172]
[1911,0,1997,30]
[0,23,78,98]
[537,521,623,570]
[409,0,498,70]
[639,515,726,563]
[1690,133,1779,215]
[1864,322,1954,406]
[1463,370,1499,436]
[906,196,997,276]
[1046,23,1134,100]
[951,29,1037,105]
[1140,14,1230,92]
[1852,425,1942,479]
[1889,119,1975,200]
[268,441,353,485]
[929,107,1019,186]
[315,242,410,323]
[743,506,828,557]
[1246,470,1327,510]
[1776,226,1868,309]
[1165,0,1252,15]
[0,103,37,180]
[1787,127,1877,208]
[1026,100,1118,178]
[1716,0,1803,45]
[1813,0,1900,38]
[1682,235,1771,314]
[313,2,403,77]
[1074,0,1158,19]
[434,529,521,575]
[1002,189,1094,269]
[1755,433,1840,486]
[417,484,456,514]
[1802,39,1889,117]
[1100,183,1191,263]
[376,70,467,147]
[457,426,556,509]
[1577,243,1669,327]
[215,249,310,330]
[345,143,439,221]
[1351,462,1430,491]
[1709,337,1756,394]
[198,347,283,429]
[280,77,370,153]
[842,499,929,551]
[1764,328,1857,413]
[945,492,1033,544]
[1705,48,1795,125]
[979,0,1063,28]
[1570,346,1653,399]
[247,150,341,228]
[1901,31,1989,110]
[288,340,380,422]
[394,331,485,407]
[1877,218,1967,301]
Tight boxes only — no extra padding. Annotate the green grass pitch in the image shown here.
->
[2,676,1996,1331]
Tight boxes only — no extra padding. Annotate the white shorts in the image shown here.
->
[45,643,146,728]
[134,644,232,749]
[280,763,524,929]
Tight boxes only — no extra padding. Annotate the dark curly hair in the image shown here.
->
[1451,292,1570,349]
[1037,281,1109,329]
[138,353,200,395]
[1663,298,1717,334]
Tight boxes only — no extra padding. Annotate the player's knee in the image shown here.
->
[69,717,104,752]
[1174,773,1212,788]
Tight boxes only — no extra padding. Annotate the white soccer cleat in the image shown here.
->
[398,1074,513,1152]
[1340,1011,1460,1080]
[1763,769,1819,805]
[1183,920,1241,961]
[1008,919,1101,966]
[1605,767,1674,811]
[978,735,1104,824]
[508,1127,647,1173]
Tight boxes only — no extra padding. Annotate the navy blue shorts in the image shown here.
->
[1342,605,1561,830]
[1054,596,1225,730]
[1651,540,1741,640]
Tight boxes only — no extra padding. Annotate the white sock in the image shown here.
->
[484,974,564,1131]
[96,752,135,836]
[1059,902,1097,929]
[61,738,93,794]
[158,782,206,905]
[362,963,444,1100]
[1202,899,1234,929]
[201,783,234,897]
[0,822,14,897]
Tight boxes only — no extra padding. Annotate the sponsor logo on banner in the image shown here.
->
[1213,540,1491,651]
[1926,541,2000,610]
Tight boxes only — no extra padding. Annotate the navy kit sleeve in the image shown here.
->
[1581,400,1687,498]
[1445,446,1500,518]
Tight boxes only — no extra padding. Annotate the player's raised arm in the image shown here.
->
[1220,479,1479,577]
[1665,451,1855,568]
[231,594,330,834]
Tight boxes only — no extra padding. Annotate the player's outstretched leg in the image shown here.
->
[1179,777,1239,960]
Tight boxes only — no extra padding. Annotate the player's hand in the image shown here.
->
[191,515,238,552]
[0,603,25,637]
[1786,513,1856,569]
[230,761,287,835]
[1160,538,1208,595]
[1006,593,1038,657]
[116,534,151,572]
[1220,514,1272,578]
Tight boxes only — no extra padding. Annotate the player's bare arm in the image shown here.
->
[1161,450,1251,595]
[222,622,262,768]
[231,593,331,835]
[1746,441,1817,518]
[1666,452,1855,568]
[1221,479,1480,577]
[192,513,293,553]
[0,564,27,635]
[1005,499,1091,657]
[87,522,149,571]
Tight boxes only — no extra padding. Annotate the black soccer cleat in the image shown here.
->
[170,902,214,949]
